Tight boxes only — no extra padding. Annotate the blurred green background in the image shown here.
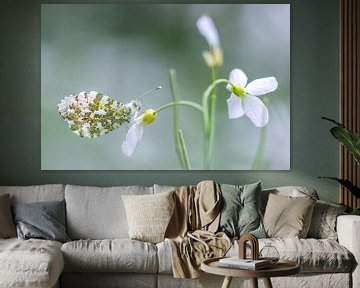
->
[41,4,290,170]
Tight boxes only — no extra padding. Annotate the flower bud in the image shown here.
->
[142,109,156,125]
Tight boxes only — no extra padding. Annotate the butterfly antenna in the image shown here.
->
[138,86,162,100]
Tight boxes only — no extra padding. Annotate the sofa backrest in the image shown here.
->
[261,186,319,212]
[65,184,153,239]
[0,184,65,204]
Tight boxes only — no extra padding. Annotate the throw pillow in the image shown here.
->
[0,194,16,238]
[218,182,266,238]
[307,200,347,240]
[122,190,175,243]
[12,200,70,243]
[263,193,316,238]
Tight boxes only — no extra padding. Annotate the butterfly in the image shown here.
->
[57,91,141,138]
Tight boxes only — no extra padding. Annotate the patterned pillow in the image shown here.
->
[307,200,347,240]
[218,182,266,238]
[122,191,175,243]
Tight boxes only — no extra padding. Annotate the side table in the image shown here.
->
[201,257,300,288]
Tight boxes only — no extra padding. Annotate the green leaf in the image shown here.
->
[330,126,360,165]
[319,177,360,198]
[322,117,360,165]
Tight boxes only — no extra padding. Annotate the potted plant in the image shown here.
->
[320,117,360,215]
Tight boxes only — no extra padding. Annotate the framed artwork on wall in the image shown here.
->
[41,4,290,170]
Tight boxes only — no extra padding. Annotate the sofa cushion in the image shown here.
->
[263,193,316,238]
[158,237,353,274]
[12,200,70,243]
[65,185,153,239]
[307,200,347,240]
[61,239,158,273]
[233,238,353,273]
[262,238,353,273]
[0,238,64,288]
[122,191,175,243]
[0,184,65,204]
[0,194,16,238]
[218,182,266,238]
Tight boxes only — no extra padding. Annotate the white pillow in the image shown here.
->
[122,191,175,243]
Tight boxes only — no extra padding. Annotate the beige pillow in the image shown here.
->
[263,193,316,238]
[122,191,175,243]
[0,194,16,238]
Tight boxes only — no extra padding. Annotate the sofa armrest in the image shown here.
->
[337,215,360,288]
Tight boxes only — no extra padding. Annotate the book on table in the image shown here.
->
[218,257,271,270]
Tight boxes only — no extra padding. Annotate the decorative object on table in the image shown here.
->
[259,245,280,265]
[41,4,290,170]
[235,233,277,269]
[320,117,360,211]
[238,233,259,260]
[215,233,273,271]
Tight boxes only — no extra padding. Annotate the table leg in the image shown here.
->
[221,276,233,288]
[251,278,258,288]
[263,277,273,288]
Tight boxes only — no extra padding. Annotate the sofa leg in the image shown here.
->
[251,278,258,288]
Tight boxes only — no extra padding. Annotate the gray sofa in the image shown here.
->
[0,184,359,288]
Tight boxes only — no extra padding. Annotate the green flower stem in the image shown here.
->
[252,97,270,169]
[202,78,230,169]
[251,127,267,170]
[202,79,230,106]
[169,69,187,169]
[177,129,191,170]
[205,67,218,169]
[155,101,203,114]
[155,99,201,170]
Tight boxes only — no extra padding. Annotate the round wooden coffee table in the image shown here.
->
[201,257,300,288]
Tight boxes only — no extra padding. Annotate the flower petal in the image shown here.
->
[226,94,244,119]
[245,77,278,96]
[242,95,269,127]
[196,15,220,47]
[121,123,144,157]
[228,69,248,87]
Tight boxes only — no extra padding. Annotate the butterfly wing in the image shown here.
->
[58,91,140,138]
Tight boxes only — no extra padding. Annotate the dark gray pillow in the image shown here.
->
[0,194,16,238]
[12,200,70,243]
[218,182,266,238]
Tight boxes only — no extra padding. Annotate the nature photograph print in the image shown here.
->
[41,4,290,170]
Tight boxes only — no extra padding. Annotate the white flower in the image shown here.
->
[122,109,156,157]
[196,15,220,47]
[226,68,278,127]
[196,15,223,67]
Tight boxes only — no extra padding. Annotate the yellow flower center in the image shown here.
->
[142,109,156,125]
[232,85,246,97]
